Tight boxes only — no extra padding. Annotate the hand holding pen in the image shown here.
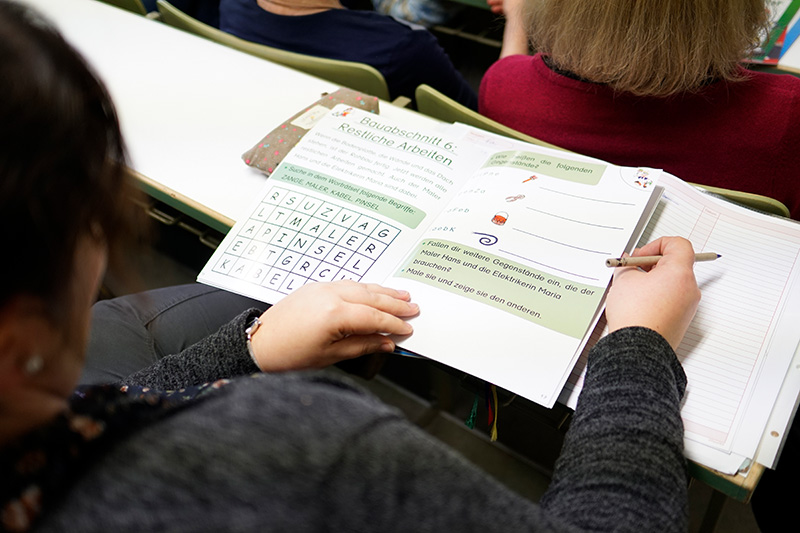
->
[604,237,702,350]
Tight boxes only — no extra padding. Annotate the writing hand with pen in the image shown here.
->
[605,236,702,350]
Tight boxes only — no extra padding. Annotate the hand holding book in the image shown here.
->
[249,280,418,372]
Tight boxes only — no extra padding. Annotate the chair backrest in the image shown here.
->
[155,0,391,100]
[692,183,790,217]
[414,84,564,150]
[415,85,791,217]
[99,0,148,16]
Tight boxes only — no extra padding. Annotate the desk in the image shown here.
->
[20,0,438,233]
[19,0,771,524]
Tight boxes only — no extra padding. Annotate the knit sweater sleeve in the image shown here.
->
[120,309,262,389]
[539,326,689,532]
[315,326,687,532]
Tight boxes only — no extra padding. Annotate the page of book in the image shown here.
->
[560,174,800,474]
[383,133,660,407]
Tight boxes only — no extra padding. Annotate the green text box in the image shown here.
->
[483,151,605,185]
[397,239,604,338]
[273,164,426,229]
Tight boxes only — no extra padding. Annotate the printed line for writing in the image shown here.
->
[512,227,611,256]
[541,187,637,205]
[525,207,625,230]
[498,249,600,281]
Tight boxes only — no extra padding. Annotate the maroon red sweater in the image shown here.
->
[480,53,800,219]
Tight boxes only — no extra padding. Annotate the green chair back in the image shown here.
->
[156,0,391,100]
[415,84,790,217]
[414,84,564,150]
[692,184,790,217]
[99,0,148,16]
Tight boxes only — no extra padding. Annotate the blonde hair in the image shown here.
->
[525,0,770,96]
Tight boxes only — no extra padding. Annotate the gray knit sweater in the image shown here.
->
[33,312,687,532]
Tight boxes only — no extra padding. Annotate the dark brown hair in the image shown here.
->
[0,0,146,311]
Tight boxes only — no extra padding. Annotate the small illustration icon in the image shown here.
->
[523,175,538,183]
[505,194,525,202]
[633,168,652,189]
[473,232,499,246]
[491,211,508,225]
[331,107,354,117]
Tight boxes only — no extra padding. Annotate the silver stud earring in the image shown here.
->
[23,354,44,376]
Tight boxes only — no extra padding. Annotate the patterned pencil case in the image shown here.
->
[242,87,380,176]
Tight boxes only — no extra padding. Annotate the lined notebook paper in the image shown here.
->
[560,173,800,474]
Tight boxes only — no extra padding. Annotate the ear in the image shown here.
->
[0,296,51,388]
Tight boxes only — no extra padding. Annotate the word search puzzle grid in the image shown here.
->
[210,186,401,295]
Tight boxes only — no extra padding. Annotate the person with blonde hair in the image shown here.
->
[480,0,800,219]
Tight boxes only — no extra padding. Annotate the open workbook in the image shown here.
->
[198,105,661,408]
[199,104,800,475]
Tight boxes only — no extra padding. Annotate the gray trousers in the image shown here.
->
[80,284,266,385]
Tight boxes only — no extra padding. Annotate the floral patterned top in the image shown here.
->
[1,381,231,532]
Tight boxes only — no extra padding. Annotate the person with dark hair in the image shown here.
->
[1,1,700,531]
[480,0,800,219]
[0,9,136,310]
[217,0,478,108]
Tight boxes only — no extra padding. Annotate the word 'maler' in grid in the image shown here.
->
[212,186,400,295]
